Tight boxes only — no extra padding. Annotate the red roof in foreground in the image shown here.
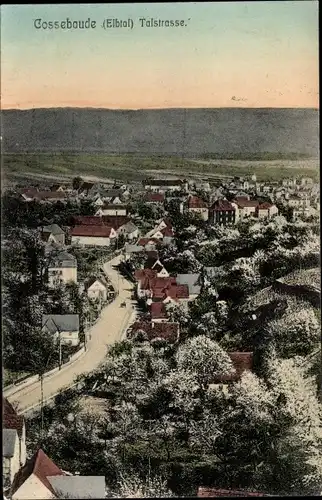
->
[198,487,266,497]
[213,352,253,383]
[10,449,65,497]
[3,398,25,438]
[71,225,115,237]
[150,301,168,319]
[160,227,174,237]
[135,269,158,282]
[130,321,179,342]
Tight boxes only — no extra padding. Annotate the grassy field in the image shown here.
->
[2,153,319,185]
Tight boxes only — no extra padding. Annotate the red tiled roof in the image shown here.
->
[257,202,273,210]
[166,284,189,300]
[73,216,105,226]
[135,269,158,282]
[150,277,177,290]
[161,227,174,237]
[102,216,131,228]
[197,487,266,497]
[150,302,167,319]
[159,218,173,229]
[236,199,259,208]
[130,321,179,342]
[10,449,65,497]
[3,398,24,438]
[137,238,161,247]
[71,225,115,237]
[234,196,250,203]
[213,352,253,383]
[188,196,208,209]
[210,200,235,212]
[146,193,165,203]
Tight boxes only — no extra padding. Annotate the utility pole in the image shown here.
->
[58,327,62,370]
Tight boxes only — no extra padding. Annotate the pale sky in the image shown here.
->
[1,2,319,109]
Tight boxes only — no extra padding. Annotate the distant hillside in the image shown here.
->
[1,107,319,155]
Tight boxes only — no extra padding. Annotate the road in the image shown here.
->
[6,254,135,414]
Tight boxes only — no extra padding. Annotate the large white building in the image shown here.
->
[71,225,117,246]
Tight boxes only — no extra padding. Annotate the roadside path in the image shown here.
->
[6,255,135,414]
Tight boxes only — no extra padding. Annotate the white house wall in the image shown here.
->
[71,236,111,247]
[12,474,55,500]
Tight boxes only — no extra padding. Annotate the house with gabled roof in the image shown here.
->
[129,321,180,343]
[3,398,26,471]
[3,429,21,488]
[71,225,117,247]
[47,251,77,287]
[84,275,111,302]
[187,195,209,221]
[10,449,65,500]
[144,257,169,278]
[42,314,80,347]
[39,224,65,246]
[256,202,279,219]
[145,192,165,205]
[137,237,161,251]
[209,200,236,225]
[149,302,169,323]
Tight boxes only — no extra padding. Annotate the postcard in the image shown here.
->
[1,2,320,499]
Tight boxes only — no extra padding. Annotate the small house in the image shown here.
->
[42,314,80,346]
[187,196,209,221]
[84,276,110,302]
[129,321,180,343]
[47,251,77,287]
[3,429,21,488]
[40,224,65,245]
[3,398,27,470]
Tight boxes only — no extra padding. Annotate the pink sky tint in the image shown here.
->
[1,2,318,110]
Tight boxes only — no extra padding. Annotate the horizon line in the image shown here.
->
[2,106,319,112]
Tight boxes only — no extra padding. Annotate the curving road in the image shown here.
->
[5,255,136,414]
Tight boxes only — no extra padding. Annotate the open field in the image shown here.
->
[2,153,319,186]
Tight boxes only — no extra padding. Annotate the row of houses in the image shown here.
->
[123,216,254,384]
[187,195,279,224]
[3,398,105,499]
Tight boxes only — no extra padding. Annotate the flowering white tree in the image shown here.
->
[176,335,233,392]
[165,302,191,326]
[108,470,174,498]
[263,357,322,495]
[267,306,320,358]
